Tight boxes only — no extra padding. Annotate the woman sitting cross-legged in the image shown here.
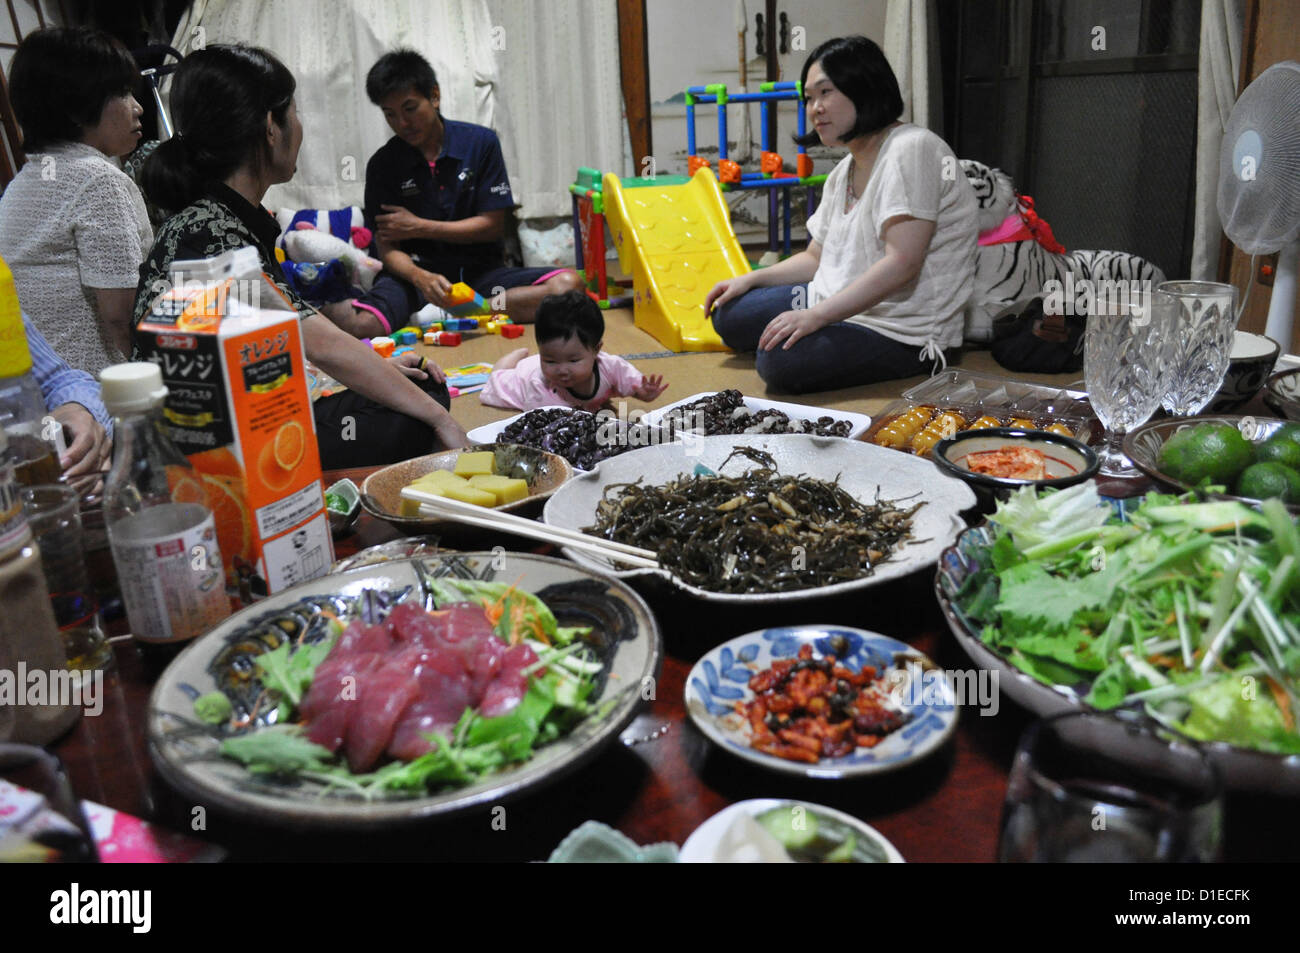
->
[134,44,469,467]
[705,35,977,394]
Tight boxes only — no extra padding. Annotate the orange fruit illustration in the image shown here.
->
[273,420,306,471]
[257,438,296,492]
[201,473,252,565]
[170,469,252,566]
[190,446,243,479]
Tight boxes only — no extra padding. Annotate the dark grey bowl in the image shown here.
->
[1263,367,1300,421]
[1208,331,1280,412]
[932,428,1099,509]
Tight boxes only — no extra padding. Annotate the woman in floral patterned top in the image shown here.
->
[134,44,468,464]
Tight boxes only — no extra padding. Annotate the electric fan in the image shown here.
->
[1217,61,1300,346]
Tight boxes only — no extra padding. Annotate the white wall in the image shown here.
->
[0,0,62,75]
[646,0,887,240]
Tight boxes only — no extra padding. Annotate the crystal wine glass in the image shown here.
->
[1084,297,1175,476]
[1156,281,1239,416]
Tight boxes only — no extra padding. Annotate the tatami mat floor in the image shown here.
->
[417,304,1084,434]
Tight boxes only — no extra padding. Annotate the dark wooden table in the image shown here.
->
[48,465,1295,862]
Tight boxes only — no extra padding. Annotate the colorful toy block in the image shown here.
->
[499,324,525,339]
[446,282,491,317]
[423,331,462,346]
[393,329,419,344]
[370,336,395,357]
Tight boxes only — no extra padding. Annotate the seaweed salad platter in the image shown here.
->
[543,434,977,604]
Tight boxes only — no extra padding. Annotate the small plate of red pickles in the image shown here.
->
[685,625,959,779]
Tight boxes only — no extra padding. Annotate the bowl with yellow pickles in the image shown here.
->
[361,443,574,531]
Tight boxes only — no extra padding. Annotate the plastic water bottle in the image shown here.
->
[100,363,228,646]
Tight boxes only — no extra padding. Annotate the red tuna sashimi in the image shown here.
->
[341,650,424,772]
[332,618,395,658]
[300,652,386,751]
[443,602,498,644]
[386,647,476,760]
[480,643,541,717]
[385,602,445,647]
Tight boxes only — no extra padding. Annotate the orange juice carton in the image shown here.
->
[135,247,333,603]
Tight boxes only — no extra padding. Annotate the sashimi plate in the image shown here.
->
[148,552,660,830]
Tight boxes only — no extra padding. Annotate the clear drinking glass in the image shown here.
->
[0,742,99,862]
[1084,298,1174,476]
[998,712,1223,863]
[1157,281,1239,416]
[20,484,113,671]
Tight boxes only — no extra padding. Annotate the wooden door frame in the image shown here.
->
[617,0,652,169]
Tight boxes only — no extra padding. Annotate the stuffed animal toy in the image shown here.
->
[281,228,382,291]
[960,159,1165,343]
[276,206,373,251]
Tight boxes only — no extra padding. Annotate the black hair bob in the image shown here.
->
[535,290,604,350]
[794,35,903,148]
[366,48,439,104]
[139,44,295,214]
[8,27,140,153]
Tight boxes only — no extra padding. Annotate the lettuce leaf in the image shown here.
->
[988,482,1112,550]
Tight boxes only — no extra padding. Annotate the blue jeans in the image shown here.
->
[712,284,943,393]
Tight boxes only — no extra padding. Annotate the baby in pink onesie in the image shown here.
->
[480,290,668,412]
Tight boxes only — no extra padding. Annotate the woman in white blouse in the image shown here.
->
[705,35,977,394]
[0,27,152,375]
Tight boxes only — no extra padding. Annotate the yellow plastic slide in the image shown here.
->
[602,167,750,352]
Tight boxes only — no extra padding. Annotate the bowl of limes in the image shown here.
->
[1124,415,1300,513]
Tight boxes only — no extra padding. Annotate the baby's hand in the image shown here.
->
[631,373,667,402]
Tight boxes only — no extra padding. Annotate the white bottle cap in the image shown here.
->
[100,362,169,415]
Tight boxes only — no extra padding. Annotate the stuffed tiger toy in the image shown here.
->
[961,159,1165,343]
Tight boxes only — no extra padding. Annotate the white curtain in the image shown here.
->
[168,0,505,213]
[883,0,943,133]
[483,0,627,218]
[1191,0,1245,281]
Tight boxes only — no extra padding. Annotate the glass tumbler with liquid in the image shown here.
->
[998,711,1223,862]
[100,363,228,646]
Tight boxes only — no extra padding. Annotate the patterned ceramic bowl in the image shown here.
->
[361,443,573,532]
[685,625,959,779]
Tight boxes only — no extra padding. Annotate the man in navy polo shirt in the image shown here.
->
[340,49,583,337]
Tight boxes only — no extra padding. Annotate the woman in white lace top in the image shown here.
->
[0,27,152,375]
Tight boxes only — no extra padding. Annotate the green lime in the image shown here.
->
[1270,422,1300,448]
[1158,423,1255,486]
[1255,436,1300,470]
[1236,462,1300,502]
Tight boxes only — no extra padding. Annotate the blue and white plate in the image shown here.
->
[685,625,959,779]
